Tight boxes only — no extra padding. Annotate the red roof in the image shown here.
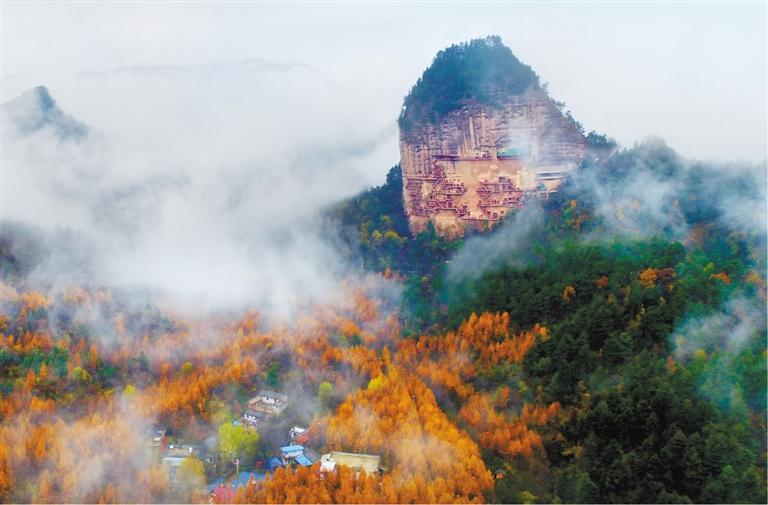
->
[212,485,235,503]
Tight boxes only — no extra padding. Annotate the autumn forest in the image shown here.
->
[1,17,767,505]
[2,131,766,504]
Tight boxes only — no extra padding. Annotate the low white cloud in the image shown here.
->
[2,60,397,316]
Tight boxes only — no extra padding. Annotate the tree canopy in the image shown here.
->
[399,36,540,131]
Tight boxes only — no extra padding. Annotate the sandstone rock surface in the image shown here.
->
[399,88,587,237]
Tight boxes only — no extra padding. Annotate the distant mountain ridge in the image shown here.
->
[2,85,88,140]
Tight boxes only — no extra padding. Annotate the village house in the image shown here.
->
[149,427,167,448]
[161,455,189,485]
[161,455,187,472]
[160,443,214,486]
[280,444,319,467]
[288,426,311,445]
[208,471,266,501]
[233,471,266,490]
[280,444,304,460]
[242,408,267,428]
[247,390,288,415]
[319,451,382,475]
[210,483,234,503]
[165,444,199,459]
[207,477,225,495]
[265,456,284,472]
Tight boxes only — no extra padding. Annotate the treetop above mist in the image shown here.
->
[398,36,540,131]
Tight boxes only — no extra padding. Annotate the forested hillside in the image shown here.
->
[2,5,764,504]
[1,42,766,505]
[1,124,763,504]
[332,138,767,503]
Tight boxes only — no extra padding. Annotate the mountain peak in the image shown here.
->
[398,36,540,131]
[29,85,56,111]
[397,37,587,237]
[2,85,88,140]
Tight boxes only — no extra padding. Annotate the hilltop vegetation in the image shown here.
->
[398,36,540,132]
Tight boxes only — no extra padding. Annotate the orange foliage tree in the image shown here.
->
[459,393,560,460]
[235,464,394,504]
[324,367,493,503]
[0,439,13,502]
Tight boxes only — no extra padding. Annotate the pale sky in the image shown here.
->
[2,1,766,165]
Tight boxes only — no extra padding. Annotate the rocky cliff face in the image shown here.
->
[397,36,592,238]
[399,87,587,237]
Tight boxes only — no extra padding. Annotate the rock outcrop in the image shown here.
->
[398,37,588,237]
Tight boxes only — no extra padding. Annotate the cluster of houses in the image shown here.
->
[205,446,383,501]
[205,426,326,501]
[152,389,382,501]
